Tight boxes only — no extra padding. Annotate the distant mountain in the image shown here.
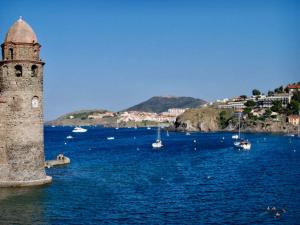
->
[125,96,207,113]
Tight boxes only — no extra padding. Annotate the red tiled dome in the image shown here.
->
[4,17,37,43]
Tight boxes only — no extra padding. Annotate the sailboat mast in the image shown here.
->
[157,127,161,141]
[238,112,241,139]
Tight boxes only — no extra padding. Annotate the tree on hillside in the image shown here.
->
[264,109,272,117]
[239,95,247,100]
[282,90,300,115]
[284,86,289,93]
[274,86,284,94]
[252,89,261,96]
[267,91,274,96]
[244,100,256,108]
[271,101,283,113]
[287,100,300,115]
[292,90,300,103]
[219,110,232,129]
[243,107,252,118]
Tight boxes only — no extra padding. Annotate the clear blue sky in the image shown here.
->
[1,0,299,120]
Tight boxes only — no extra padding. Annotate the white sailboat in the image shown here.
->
[152,127,163,148]
[72,126,87,133]
[234,112,251,150]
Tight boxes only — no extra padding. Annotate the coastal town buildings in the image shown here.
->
[256,93,292,108]
[288,115,300,126]
[217,100,247,109]
[217,93,292,110]
[288,84,300,93]
[0,18,51,186]
[165,108,188,117]
[118,108,188,123]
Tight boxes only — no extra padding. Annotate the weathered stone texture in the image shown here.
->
[0,18,51,186]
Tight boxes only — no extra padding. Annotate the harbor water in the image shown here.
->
[0,127,299,224]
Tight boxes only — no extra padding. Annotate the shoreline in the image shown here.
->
[45,124,298,136]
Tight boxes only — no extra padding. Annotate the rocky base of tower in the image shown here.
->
[0,176,52,187]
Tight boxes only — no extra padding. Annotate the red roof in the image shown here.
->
[288,115,299,119]
[288,84,300,89]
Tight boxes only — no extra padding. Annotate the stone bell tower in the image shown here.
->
[0,17,52,187]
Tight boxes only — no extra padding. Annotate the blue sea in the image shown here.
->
[0,127,300,224]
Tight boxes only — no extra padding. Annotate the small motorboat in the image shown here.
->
[147,127,151,130]
[107,136,115,140]
[66,135,73,139]
[234,139,251,150]
[72,127,87,133]
[186,132,191,136]
[232,134,239,139]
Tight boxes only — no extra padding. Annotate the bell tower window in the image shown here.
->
[31,65,38,77]
[32,96,39,108]
[9,48,13,60]
[15,65,22,77]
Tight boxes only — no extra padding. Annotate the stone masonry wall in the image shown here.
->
[0,43,47,182]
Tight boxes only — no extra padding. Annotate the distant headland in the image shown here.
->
[47,82,300,134]
[46,96,206,127]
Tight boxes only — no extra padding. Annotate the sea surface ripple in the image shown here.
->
[0,127,299,224]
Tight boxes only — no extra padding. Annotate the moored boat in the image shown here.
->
[233,112,251,150]
[152,127,163,148]
[234,139,251,150]
[72,127,87,133]
[107,136,115,140]
[232,134,239,139]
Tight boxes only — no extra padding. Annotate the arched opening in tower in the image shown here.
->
[15,65,22,77]
[31,65,38,77]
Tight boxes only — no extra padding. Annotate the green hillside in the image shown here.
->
[125,96,207,113]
